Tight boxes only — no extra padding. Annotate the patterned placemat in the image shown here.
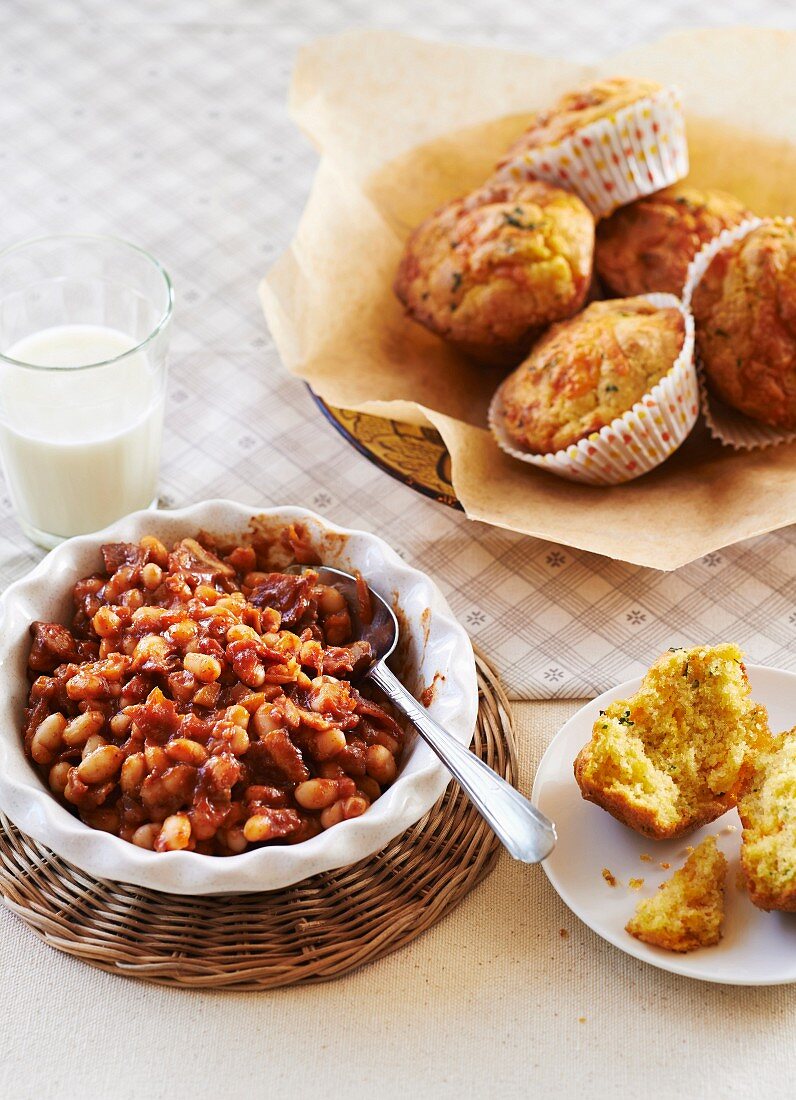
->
[0,649,513,990]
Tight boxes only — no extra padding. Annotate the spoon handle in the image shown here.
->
[368,662,556,864]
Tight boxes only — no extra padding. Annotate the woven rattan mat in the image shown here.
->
[0,650,515,990]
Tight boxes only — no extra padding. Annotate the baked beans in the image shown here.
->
[22,525,404,856]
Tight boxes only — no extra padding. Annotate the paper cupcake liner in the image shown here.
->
[497,86,689,218]
[488,293,697,486]
[682,216,796,452]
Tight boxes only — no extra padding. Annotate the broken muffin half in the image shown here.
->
[626,836,727,952]
[739,728,796,912]
[574,644,769,839]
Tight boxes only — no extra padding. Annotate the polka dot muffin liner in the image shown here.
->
[488,293,697,486]
[497,85,689,218]
[682,216,796,452]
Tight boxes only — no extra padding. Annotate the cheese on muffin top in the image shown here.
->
[596,184,752,297]
[497,76,663,161]
[492,296,684,454]
[691,219,796,430]
[394,179,594,366]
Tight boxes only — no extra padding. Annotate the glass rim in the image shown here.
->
[0,233,174,372]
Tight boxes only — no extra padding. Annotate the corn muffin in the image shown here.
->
[690,219,796,429]
[596,185,752,297]
[626,836,727,952]
[496,77,664,166]
[574,644,769,839]
[739,728,796,911]
[491,296,685,454]
[393,179,594,366]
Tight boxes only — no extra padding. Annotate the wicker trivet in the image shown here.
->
[0,649,515,990]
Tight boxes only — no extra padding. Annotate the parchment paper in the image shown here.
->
[260,28,796,570]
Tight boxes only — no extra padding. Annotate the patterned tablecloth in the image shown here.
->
[1,0,795,702]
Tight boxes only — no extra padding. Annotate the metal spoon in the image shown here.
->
[292,564,556,863]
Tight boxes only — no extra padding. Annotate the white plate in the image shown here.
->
[532,665,796,985]
[0,500,478,895]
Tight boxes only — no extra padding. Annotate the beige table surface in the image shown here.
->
[3,699,794,1100]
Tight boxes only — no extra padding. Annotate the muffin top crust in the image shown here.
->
[691,219,796,429]
[498,76,664,162]
[492,296,685,453]
[394,178,594,365]
[596,184,753,297]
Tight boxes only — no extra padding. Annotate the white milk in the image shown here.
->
[0,325,164,541]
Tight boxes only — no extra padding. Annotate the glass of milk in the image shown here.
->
[0,234,173,548]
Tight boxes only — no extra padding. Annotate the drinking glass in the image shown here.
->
[0,234,173,548]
